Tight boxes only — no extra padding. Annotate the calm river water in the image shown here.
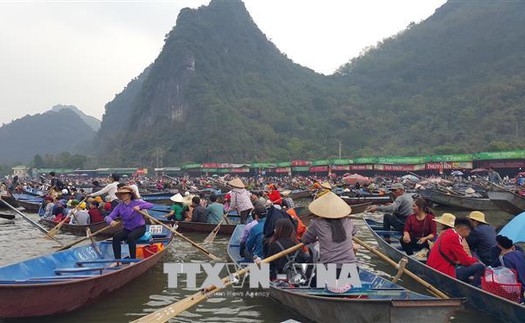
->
[0,206,513,323]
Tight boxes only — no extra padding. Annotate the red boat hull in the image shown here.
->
[0,242,171,318]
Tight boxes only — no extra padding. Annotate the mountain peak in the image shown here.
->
[49,104,101,131]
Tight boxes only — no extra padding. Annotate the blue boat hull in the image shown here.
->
[365,219,525,323]
[0,226,173,318]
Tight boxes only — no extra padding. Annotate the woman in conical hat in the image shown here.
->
[228,178,254,224]
[302,192,358,267]
[163,193,187,221]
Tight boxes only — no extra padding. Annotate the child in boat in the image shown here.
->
[88,201,104,223]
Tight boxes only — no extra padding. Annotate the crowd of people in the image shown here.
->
[2,170,525,301]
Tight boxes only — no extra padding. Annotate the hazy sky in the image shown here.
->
[0,0,446,125]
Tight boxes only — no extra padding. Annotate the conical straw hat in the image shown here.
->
[433,213,456,228]
[320,182,332,190]
[170,193,184,203]
[308,192,352,219]
[468,211,488,224]
[228,178,245,189]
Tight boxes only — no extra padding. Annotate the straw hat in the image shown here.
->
[115,186,138,200]
[308,192,352,219]
[468,211,488,224]
[228,178,245,189]
[465,188,475,194]
[170,193,184,203]
[433,213,456,228]
[320,182,332,190]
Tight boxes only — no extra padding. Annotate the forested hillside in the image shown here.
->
[94,0,525,166]
[335,0,525,156]
[0,109,96,163]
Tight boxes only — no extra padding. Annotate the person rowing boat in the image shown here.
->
[105,186,153,259]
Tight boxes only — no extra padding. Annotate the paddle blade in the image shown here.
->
[47,218,67,237]
[203,221,222,244]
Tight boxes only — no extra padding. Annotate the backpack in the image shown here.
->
[275,241,308,284]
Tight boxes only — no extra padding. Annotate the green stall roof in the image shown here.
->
[352,157,378,164]
[476,150,525,160]
[311,159,331,166]
[376,156,429,165]
[181,163,202,170]
[430,154,474,162]
[332,158,351,165]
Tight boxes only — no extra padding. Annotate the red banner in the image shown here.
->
[275,167,291,173]
[331,165,350,171]
[375,164,426,171]
[310,166,329,172]
[201,163,220,168]
[349,165,374,170]
[291,160,311,166]
[232,168,249,173]
[426,162,473,170]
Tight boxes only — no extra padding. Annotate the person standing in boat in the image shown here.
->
[367,183,414,235]
[89,173,120,211]
[228,178,254,224]
[302,192,358,271]
[105,186,153,259]
[466,211,497,265]
[401,198,436,255]
[427,217,485,286]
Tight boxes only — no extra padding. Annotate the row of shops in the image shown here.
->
[156,150,525,177]
[13,150,525,178]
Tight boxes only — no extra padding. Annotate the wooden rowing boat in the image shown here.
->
[341,195,392,205]
[300,201,371,226]
[39,217,120,237]
[418,189,498,210]
[487,190,525,215]
[227,225,461,323]
[0,225,173,318]
[147,207,239,235]
[365,218,525,322]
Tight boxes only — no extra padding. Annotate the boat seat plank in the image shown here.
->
[29,275,96,280]
[76,259,140,266]
[55,267,104,275]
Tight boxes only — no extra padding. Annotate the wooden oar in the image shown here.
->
[55,223,116,251]
[352,236,449,299]
[0,197,64,246]
[203,217,225,244]
[132,242,305,323]
[137,210,220,261]
[48,197,88,237]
